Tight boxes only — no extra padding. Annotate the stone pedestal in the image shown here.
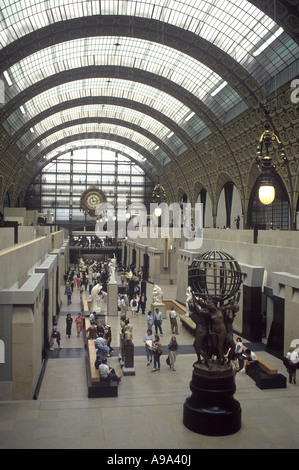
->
[151,301,166,319]
[183,363,241,436]
[107,282,118,316]
[123,341,135,376]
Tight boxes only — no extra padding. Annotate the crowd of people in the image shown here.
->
[51,257,293,387]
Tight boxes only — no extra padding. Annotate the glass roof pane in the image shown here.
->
[6,77,206,140]
[0,1,297,81]
[38,138,155,173]
[3,36,241,121]
[25,123,169,164]
[14,104,187,155]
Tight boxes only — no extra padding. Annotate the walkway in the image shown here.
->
[0,276,299,450]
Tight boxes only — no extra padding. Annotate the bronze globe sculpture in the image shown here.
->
[188,250,243,303]
[183,251,243,436]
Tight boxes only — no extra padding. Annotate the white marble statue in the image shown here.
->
[185,286,193,317]
[79,258,86,270]
[109,255,117,284]
[90,283,102,312]
[152,285,163,303]
[125,270,133,279]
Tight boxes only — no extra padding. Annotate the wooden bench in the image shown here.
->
[81,291,90,316]
[87,339,100,383]
[254,355,278,375]
[163,299,196,336]
[237,342,286,389]
[84,323,118,398]
[235,340,278,375]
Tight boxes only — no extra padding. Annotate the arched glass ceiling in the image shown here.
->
[16,104,187,156]
[3,36,242,121]
[5,77,206,141]
[24,123,171,165]
[0,0,298,81]
[36,139,155,174]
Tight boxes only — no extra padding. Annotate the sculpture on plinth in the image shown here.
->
[79,258,86,270]
[183,250,243,436]
[90,283,102,313]
[119,317,135,374]
[152,285,163,304]
[108,254,117,284]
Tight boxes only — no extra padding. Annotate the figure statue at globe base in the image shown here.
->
[183,251,243,436]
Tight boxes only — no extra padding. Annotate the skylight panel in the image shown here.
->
[3,70,13,86]
[3,35,242,123]
[0,0,297,78]
[253,27,284,57]
[5,76,200,133]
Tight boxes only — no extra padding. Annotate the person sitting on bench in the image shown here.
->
[98,357,121,383]
[95,335,111,357]
[94,353,103,370]
[241,348,257,373]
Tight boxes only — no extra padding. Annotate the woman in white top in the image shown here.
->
[234,337,244,370]
[98,358,121,383]
[286,348,299,384]
[241,348,257,373]
[144,329,155,366]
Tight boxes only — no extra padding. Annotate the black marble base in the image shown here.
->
[183,363,241,436]
[246,365,286,389]
[88,381,118,398]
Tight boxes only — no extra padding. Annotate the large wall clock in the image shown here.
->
[80,186,107,217]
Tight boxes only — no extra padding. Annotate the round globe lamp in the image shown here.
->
[258,184,275,205]
[154,207,162,217]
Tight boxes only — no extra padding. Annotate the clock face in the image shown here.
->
[80,186,107,217]
[86,192,102,210]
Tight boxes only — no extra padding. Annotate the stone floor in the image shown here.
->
[0,275,299,451]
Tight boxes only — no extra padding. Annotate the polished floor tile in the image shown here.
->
[0,274,299,450]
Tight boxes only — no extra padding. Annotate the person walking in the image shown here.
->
[144,328,155,366]
[76,276,81,293]
[286,347,299,384]
[147,311,153,330]
[50,322,62,350]
[75,312,84,338]
[130,296,138,318]
[234,337,244,370]
[154,308,163,336]
[169,307,179,334]
[138,292,147,315]
[66,285,72,305]
[167,336,178,371]
[151,334,162,372]
[66,313,73,338]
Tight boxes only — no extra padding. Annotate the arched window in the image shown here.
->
[25,147,152,224]
[3,192,10,208]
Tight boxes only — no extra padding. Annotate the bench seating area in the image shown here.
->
[163,299,196,336]
[164,299,286,389]
[84,317,118,398]
[242,350,286,389]
[246,365,286,389]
